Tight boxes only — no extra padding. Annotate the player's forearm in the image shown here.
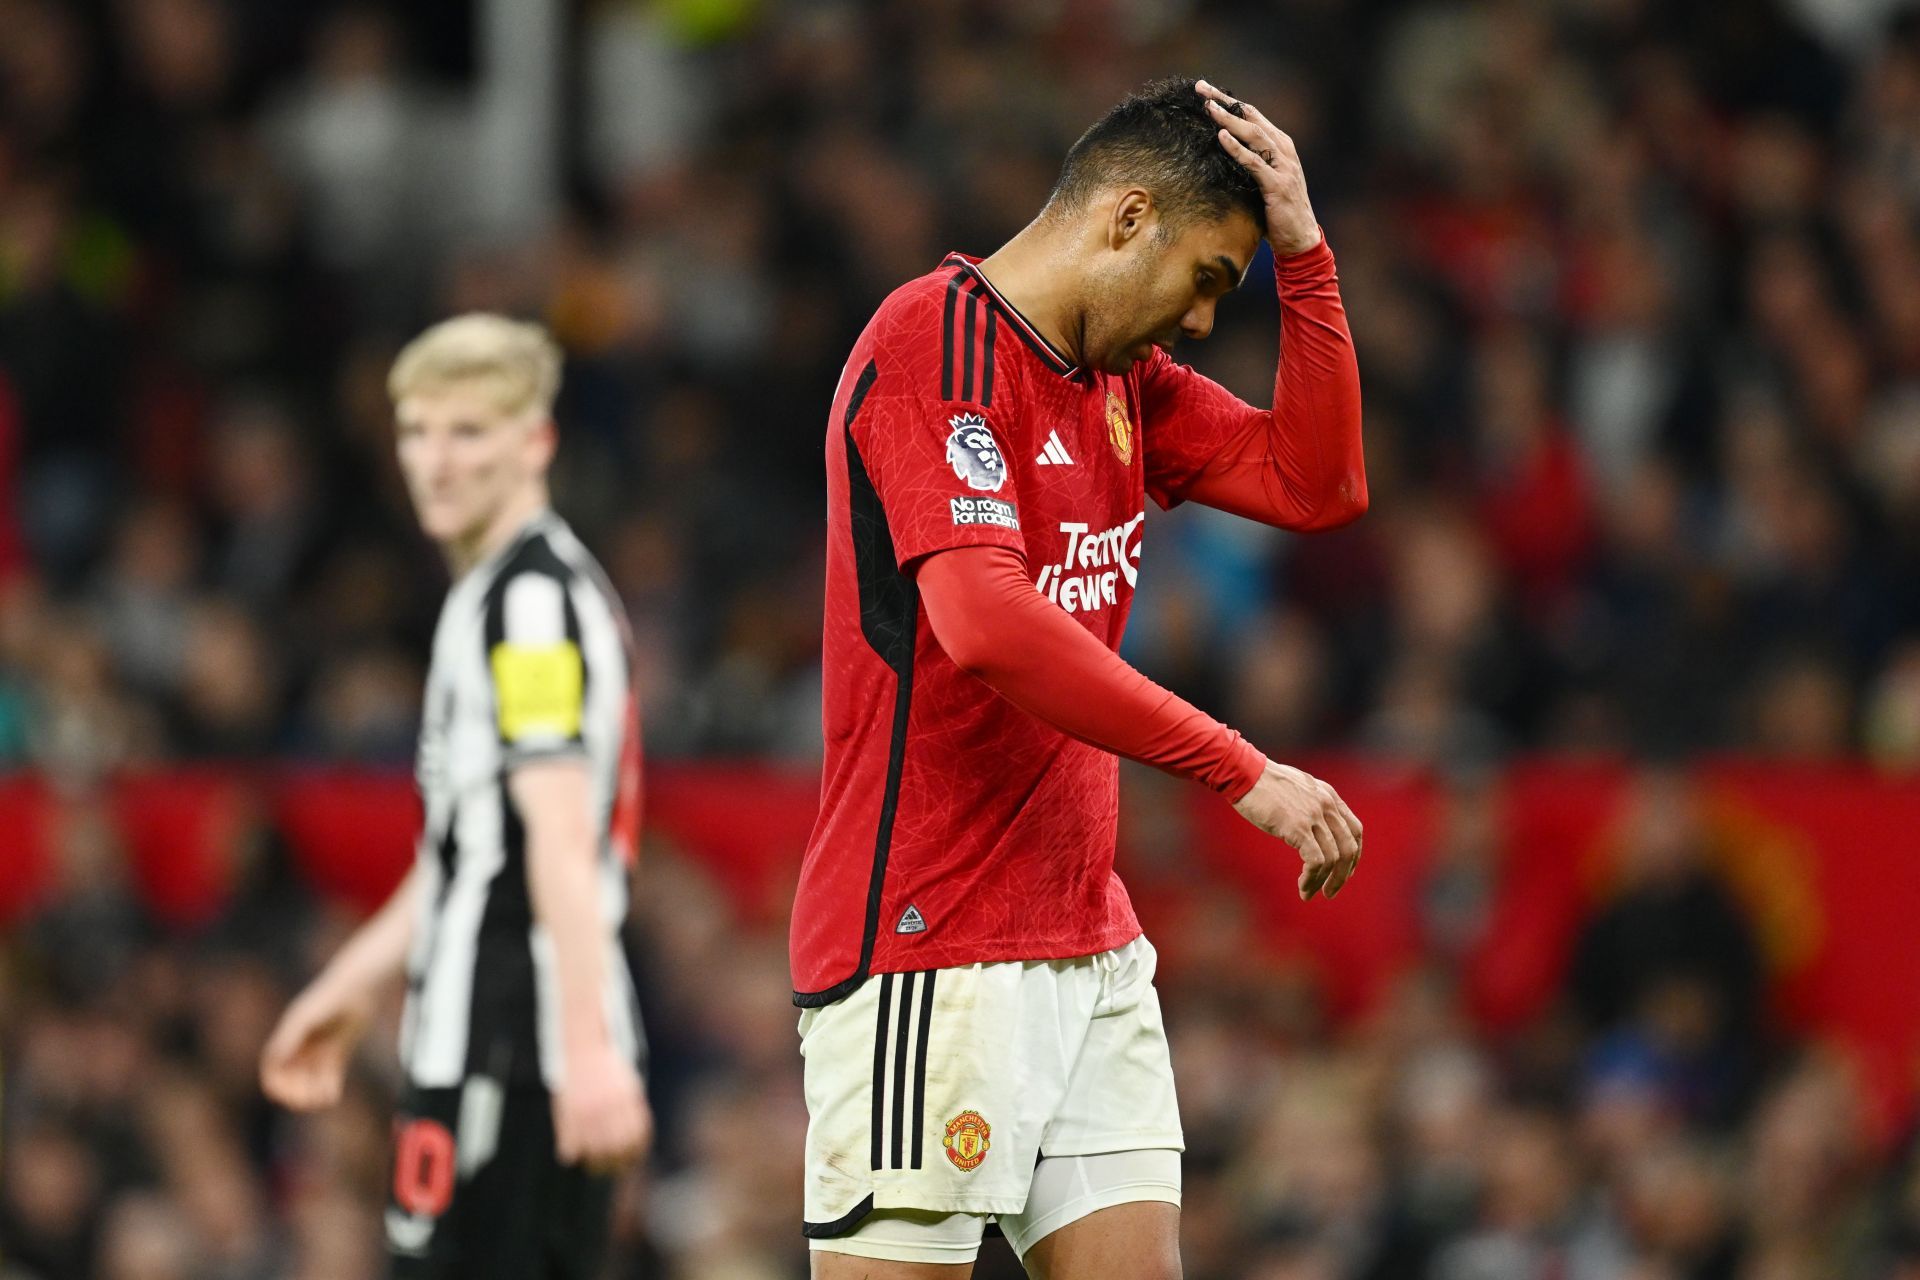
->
[304,863,422,1012]
[516,767,618,1059]
[1179,238,1368,530]
[1271,236,1367,526]
[918,547,1266,799]
[528,843,615,1058]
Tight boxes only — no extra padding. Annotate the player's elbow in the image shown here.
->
[934,622,1002,681]
[927,610,1024,685]
[1291,477,1369,532]
[1324,482,1371,528]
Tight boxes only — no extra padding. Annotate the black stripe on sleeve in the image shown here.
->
[910,970,936,1169]
[960,289,979,403]
[890,971,915,1169]
[870,971,894,1171]
[980,308,998,408]
[940,272,965,400]
[567,580,586,696]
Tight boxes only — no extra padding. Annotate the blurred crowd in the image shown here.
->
[8,763,1920,1279]
[1,0,1920,774]
[6,0,1920,1277]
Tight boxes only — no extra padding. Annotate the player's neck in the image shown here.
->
[975,222,1087,371]
[444,487,550,578]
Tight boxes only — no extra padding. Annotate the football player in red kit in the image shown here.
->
[794,78,1367,1277]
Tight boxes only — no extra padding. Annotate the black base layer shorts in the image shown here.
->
[385,1075,613,1280]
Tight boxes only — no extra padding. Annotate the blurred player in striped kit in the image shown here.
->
[260,315,650,1279]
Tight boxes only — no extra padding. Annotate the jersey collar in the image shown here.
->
[941,253,1081,380]
[468,507,559,583]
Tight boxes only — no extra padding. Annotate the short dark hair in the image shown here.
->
[1047,77,1266,235]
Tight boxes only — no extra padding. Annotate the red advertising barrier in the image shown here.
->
[2,761,1915,1135]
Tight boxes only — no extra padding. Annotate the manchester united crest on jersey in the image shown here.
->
[943,1110,992,1171]
[946,414,1008,491]
[1105,392,1134,465]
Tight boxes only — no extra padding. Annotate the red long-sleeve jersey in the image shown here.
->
[791,236,1365,1004]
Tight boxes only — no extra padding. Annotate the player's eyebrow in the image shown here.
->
[1215,255,1249,289]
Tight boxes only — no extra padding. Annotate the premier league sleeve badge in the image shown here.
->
[946,413,1009,492]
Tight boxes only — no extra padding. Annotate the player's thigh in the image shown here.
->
[997,1148,1181,1271]
[387,1085,504,1280]
[806,1212,975,1280]
[1019,1199,1180,1280]
[1003,939,1184,1279]
[1040,939,1182,1159]
[800,963,1091,1239]
[809,1205,988,1272]
[812,1255,972,1279]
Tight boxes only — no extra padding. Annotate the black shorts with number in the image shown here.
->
[385,1074,613,1280]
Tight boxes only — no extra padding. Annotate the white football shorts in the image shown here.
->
[799,935,1183,1261]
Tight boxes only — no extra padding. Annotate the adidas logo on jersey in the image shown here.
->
[1034,431,1075,466]
[896,904,927,934]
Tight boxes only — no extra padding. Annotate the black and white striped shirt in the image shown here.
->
[399,510,645,1089]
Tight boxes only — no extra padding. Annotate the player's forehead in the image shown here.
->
[394,383,515,429]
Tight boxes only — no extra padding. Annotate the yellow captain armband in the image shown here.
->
[491,641,585,742]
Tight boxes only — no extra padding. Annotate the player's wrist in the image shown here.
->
[1273,225,1330,267]
[301,975,373,1024]
[1269,222,1321,257]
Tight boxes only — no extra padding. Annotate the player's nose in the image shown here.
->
[416,443,457,487]
[1181,299,1216,341]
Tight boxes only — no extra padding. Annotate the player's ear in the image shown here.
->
[1107,188,1155,251]
[530,416,559,469]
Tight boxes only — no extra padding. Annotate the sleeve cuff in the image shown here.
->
[1274,228,1334,280]
[503,742,591,770]
[1213,736,1268,801]
[897,527,1027,574]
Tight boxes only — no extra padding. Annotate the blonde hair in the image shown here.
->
[387,313,562,418]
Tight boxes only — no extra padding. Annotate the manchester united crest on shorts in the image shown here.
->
[943,1110,992,1172]
[1105,392,1134,465]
